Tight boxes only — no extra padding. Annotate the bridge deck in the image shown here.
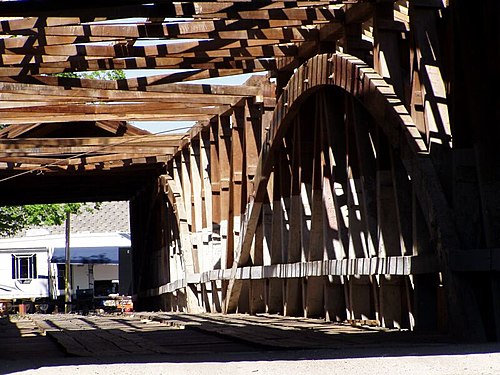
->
[25,312,452,356]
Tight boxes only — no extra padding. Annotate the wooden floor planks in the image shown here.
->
[135,312,451,350]
[1,312,453,362]
[28,313,256,357]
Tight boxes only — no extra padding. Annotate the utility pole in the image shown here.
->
[64,210,72,313]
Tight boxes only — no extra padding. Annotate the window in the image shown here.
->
[12,254,37,280]
[94,280,117,297]
[57,264,65,290]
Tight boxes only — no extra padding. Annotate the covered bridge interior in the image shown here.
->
[0,0,497,341]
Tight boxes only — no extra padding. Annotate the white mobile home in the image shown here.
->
[0,244,50,301]
[0,231,131,304]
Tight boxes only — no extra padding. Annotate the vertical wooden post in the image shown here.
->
[305,94,325,318]
[232,105,249,313]
[245,99,266,314]
[267,155,287,314]
[64,211,71,314]
[170,160,200,313]
[190,139,202,274]
[376,129,405,329]
[348,97,380,323]
[219,115,233,305]
[158,185,170,311]
[210,119,223,310]
[323,88,350,321]
[284,119,303,316]
[346,97,374,323]
[321,93,347,321]
[200,129,217,311]
[261,192,273,312]
[250,211,266,314]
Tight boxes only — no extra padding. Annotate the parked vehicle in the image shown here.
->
[0,231,131,313]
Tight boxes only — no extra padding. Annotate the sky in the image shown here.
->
[124,69,263,134]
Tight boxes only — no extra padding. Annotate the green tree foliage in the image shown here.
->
[55,70,126,80]
[0,203,100,237]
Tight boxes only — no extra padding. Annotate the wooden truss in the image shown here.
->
[0,0,378,171]
[0,1,496,341]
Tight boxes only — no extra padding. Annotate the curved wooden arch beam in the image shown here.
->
[225,53,472,336]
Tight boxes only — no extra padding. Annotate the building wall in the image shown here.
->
[94,264,118,281]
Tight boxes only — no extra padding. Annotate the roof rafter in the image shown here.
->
[0,0,377,175]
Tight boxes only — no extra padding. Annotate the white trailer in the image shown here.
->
[0,246,51,301]
[0,231,130,310]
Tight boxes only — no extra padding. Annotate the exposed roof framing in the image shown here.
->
[0,122,184,172]
[0,1,345,18]
[0,0,387,189]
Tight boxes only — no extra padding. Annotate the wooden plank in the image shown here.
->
[243,99,266,314]
[0,80,256,100]
[193,6,343,22]
[0,135,183,148]
[261,197,273,312]
[4,42,299,61]
[304,96,324,318]
[0,153,171,166]
[163,171,201,313]
[375,127,406,329]
[209,120,222,309]
[199,129,216,310]
[284,120,303,316]
[218,115,233,305]
[0,84,251,107]
[345,95,375,323]
[322,155,346,322]
[390,146,415,330]
[231,106,249,313]
[0,55,278,74]
[322,87,351,321]
[154,254,439,296]
[190,140,203,275]
[250,212,266,314]
[347,96,380,323]
[267,151,288,314]
[4,21,319,44]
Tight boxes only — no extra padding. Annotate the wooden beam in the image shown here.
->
[2,41,300,61]
[12,20,319,40]
[0,57,276,76]
[0,2,345,21]
[144,253,439,298]
[0,135,183,148]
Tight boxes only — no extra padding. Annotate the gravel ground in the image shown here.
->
[4,344,500,375]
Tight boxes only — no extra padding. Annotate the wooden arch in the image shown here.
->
[227,53,458,304]
[147,53,472,327]
[225,53,474,333]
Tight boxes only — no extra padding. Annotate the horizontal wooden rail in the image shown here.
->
[138,254,439,298]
